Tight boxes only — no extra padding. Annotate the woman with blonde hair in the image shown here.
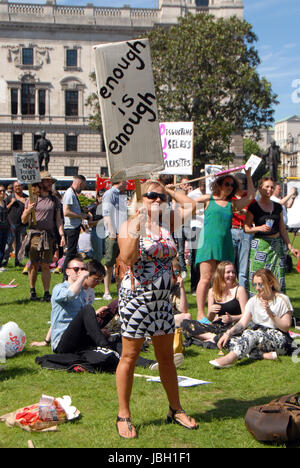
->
[182,261,247,347]
[116,179,198,438]
[209,268,294,368]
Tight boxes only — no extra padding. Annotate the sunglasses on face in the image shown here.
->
[253,282,263,289]
[173,270,181,276]
[143,191,167,202]
[69,266,88,273]
[0,190,5,193]
[224,182,234,188]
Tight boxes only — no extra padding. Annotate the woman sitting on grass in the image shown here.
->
[209,268,294,368]
[182,261,247,348]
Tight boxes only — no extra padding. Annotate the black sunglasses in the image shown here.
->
[143,191,167,202]
[224,182,234,188]
[69,266,88,273]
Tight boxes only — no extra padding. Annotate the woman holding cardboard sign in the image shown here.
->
[116,179,197,439]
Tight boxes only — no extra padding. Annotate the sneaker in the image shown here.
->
[103,293,112,300]
[42,292,52,302]
[30,291,39,301]
[149,353,184,371]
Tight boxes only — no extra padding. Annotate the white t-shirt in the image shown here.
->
[245,294,293,329]
[63,187,82,229]
[188,188,205,229]
[78,231,92,252]
[85,287,95,305]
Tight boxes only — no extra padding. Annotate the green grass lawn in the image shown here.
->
[1,235,300,448]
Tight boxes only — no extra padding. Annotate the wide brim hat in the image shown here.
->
[40,171,57,183]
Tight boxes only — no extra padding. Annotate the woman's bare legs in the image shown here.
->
[151,334,198,428]
[196,260,217,321]
[115,336,144,438]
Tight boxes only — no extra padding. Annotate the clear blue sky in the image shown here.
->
[12,0,300,123]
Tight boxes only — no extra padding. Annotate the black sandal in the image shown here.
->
[116,416,137,439]
[167,407,198,430]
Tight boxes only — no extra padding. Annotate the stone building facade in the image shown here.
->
[274,115,300,179]
[0,0,243,179]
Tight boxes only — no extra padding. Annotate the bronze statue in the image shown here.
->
[262,141,281,182]
[35,131,53,171]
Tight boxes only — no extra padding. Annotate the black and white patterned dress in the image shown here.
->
[119,226,177,339]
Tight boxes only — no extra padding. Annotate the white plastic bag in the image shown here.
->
[0,322,26,358]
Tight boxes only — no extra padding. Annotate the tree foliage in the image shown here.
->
[144,14,278,169]
[85,14,278,172]
[85,72,102,134]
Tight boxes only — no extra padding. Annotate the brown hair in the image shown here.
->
[210,175,239,200]
[258,177,275,188]
[212,261,238,302]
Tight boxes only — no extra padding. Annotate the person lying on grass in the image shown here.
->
[209,268,295,369]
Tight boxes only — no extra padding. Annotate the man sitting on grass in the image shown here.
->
[31,258,111,351]
[32,257,159,370]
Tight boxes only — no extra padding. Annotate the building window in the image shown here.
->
[38,89,46,116]
[11,166,17,177]
[64,166,79,177]
[13,134,23,151]
[66,49,78,67]
[21,83,35,115]
[65,90,78,116]
[11,89,18,115]
[22,48,34,66]
[66,135,77,152]
[196,0,209,5]
[100,167,109,177]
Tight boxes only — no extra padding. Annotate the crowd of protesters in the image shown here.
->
[1,170,299,438]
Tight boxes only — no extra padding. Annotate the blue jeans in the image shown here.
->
[231,228,252,292]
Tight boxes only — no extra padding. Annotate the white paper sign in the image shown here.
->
[159,122,194,175]
[13,152,41,184]
[146,375,212,387]
[205,164,223,194]
[244,154,262,176]
[93,39,164,181]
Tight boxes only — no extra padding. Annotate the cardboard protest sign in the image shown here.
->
[159,122,194,175]
[13,152,41,184]
[93,39,164,181]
